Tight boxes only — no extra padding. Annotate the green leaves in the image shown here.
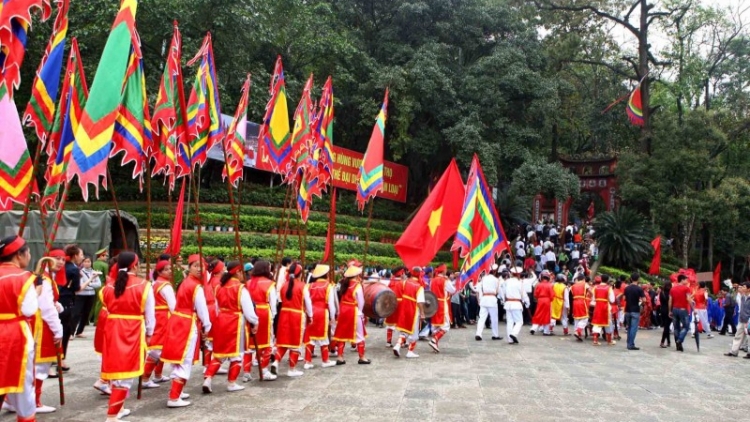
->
[594,208,653,269]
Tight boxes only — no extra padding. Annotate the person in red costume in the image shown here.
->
[429,264,456,353]
[639,283,653,329]
[590,275,616,346]
[332,264,371,364]
[691,281,714,338]
[92,261,116,396]
[100,252,155,422]
[384,266,407,347]
[531,271,553,335]
[571,273,592,341]
[272,263,313,377]
[0,235,39,422]
[303,264,337,369]
[245,261,278,381]
[202,259,223,368]
[202,261,259,393]
[160,254,213,408]
[141,260,177,388]
[392,267,427,359]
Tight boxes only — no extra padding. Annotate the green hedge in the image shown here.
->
[599,266,662,285]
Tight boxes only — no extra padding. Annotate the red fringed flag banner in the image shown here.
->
[713,262,721,295]
[185,32,223,171]
[626,77,645,126]
[0,0,52,96]
[111,28,151,191]
[257,56,291,175]
[151,21,183,188]
[41,38,87,210]
[23,0,68,143]
[356,88,388,211]
[313,76,334,194]
[165,178,186,255]
[648,235,661,276]
[222,74,251,187]
[451,154,509,287]
[287,74,314,182]
[67,0,138,200]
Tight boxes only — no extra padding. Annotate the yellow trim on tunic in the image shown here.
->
[1,277,35,394]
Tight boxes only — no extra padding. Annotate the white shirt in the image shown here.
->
[571,250,580,260]
[501,277,529,309]
[516,247,526,258]
[194,286,212,333]
[471,274,500,308]
[522,273,538,294]
[240,287,259,326]
[157,283,177,311]
[527,230,535,240]
[144,287,156,336]
[545,251,556,263]
[543,240,554,250]
[533,245,543,256]
[515,241,525,251]
[326,285,338,321]
[549,228,558,237]
[39,278,63,339]
[535,223,543,232]
[275,266,288,298]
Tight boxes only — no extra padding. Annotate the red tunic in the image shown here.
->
[639,291,652,328]
[532,282,553,325]
[204,275,219,340]
[247,277,274,349]
[31,275,60,363]
[0,263,35,395]
[276,281,307,348]
[612,287,623,315]
[395,278,423,334]
[161,275,202,364]
[305,281,333,342]
[94,277,114,355]
[101,275,150,380]
[149,277,172,349]
[571,282,590,319]
[591,284,612,327]
[213,279,245,358]
[384,278,404,327]
[430,276,450,327]
[694,288,707,309]
[332,282,362,343]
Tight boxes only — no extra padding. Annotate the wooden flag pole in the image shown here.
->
[328,187,337,278]
[189,170,204,273]
[18,140,44,237]
[275,182,293,263]
[221,141,243,264]
[107,168,128,250]
[363,199,374,267]
[145,159,153,275]
[278,187,294,263]
[45,181,71,252]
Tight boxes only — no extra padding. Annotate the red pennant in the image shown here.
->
[648,236,661,276]
[713,262,721,294]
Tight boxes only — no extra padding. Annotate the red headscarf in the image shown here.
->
[48,249,67,287]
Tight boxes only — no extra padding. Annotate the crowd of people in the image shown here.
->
[1,229,749,422]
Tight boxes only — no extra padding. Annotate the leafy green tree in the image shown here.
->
[593,207,653,271]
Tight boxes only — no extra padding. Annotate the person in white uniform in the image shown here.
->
[471,265,502,341]
[501,267,530,344]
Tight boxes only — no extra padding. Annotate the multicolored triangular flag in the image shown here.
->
[222,74,251,187]
[356,88,388,211]
[257,56,291,175]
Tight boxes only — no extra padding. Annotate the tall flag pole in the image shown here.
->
[451,154,510,288]
[356,88,388,211]
[292,74,316,223]
[222,73,251,263]
[66,0,138,201]
[41,38,87,211]
[0,0,51,212]
[151,21,182,190]
[258,56,291,175]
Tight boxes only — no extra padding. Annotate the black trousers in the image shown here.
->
[59,301,74,359]
[720,307,737,335]
[72,295,96,335]
[661,316,672,345]
[451,302,463,326]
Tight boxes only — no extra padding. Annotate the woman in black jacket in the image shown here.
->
[659,282,672,348]
[58,245,84,372]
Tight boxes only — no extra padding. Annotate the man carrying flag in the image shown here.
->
[428,264,455,353]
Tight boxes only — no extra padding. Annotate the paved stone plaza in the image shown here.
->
[5,325,747,422]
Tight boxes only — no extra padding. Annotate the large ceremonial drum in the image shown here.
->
[423,291,438,318]
[363,282,397,319]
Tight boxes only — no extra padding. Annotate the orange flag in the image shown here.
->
[395,159,465,268]
[648,236,661,275]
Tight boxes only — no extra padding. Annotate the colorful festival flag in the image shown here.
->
[222,74,251,187]
[314,76,334,190]
[356,88,388,210]
[111,29,151,191]
[626,78,645,126]
[23,0,68,143]
[286,74,314,182]
[151,21,183,188]
[451,154,509,285]
[185,32,223,171]
[648,235,661,276]
[66,0,138,200]
[41,38,87,210]
[0,0,52,97]
[257,56,291,175]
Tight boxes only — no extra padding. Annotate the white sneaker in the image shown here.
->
[385,342,393,348]
[217,366,229,375]
[36,405,56,413]
[167,399,191,408]
[93,379,111,395]
[152,375,170,383]
[226,383,245,392]
[406,351,420,359]
[180,393,190,400]
[252,359,258,367]
[2,401,16,413]
[392,343,401,358]
[118,409,131,418]
[262,370,277,381]
[270,361,278,375]
[303,363,314,370]
[142,380,160,389]
[287,369,304,377]
[321,361,336,368]
[202,378,213,394]
[242,373,253,383]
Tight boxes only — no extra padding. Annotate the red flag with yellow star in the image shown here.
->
[395,159,465,268]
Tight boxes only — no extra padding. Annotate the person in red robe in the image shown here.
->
[141,260,177,388]
[531,272,553,335]
[590,275,616,346]
[161,254,213,408]
[245,261,278,381]
[393,267,426,358]
[92,263,116,396]
[28,250,64,414]
[202,259,223,366]
[384,267,406,347]
[303,265,337,369]
[100,252,155,422]
[202,261,259,394]
[429,264,456,353]
[639,283,653,329]
[0,235,38,422]
[571,273,591,341]
[332,264,370,364]
[272,263,313,377]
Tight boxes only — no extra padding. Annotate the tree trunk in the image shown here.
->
[682,213,695,268]
[638,0,652,154]
[550,121,559,163]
